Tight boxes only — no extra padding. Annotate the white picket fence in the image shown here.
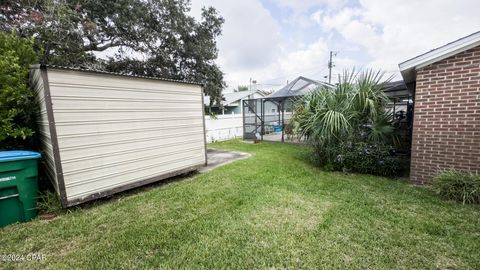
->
[204,114,243,143]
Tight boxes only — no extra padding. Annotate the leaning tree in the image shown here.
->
[0,0,226,105]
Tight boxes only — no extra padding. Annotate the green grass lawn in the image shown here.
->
[1,140,479,269]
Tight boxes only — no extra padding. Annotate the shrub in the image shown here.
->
[310,139,399,177]
[334,141,399,177]
[0,31,38,150]
[432,170,480,204]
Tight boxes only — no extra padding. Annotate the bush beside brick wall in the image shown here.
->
[411,45,480,184]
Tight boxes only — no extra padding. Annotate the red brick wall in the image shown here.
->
[411,45,480,184]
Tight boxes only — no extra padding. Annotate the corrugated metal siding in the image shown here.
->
[30,68,59,192]
[46,69,206,202]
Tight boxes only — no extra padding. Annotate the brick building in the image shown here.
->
[399,31,480,184]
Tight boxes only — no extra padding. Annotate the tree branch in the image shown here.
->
[84,39,124,51]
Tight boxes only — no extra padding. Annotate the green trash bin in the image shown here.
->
[0,151,41,228]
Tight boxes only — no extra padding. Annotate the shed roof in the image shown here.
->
[31,64,203,86]
[266,76,332,100]
[399,31,480,84]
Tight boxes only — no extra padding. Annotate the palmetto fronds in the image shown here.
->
[293,68,394,150]
[352,69,391,120]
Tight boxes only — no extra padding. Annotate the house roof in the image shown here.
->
[383,80,411,99]
[383,80,407,92]
[204,90,265,106]
[31,64,203,86]
[266,76,332,100]
[399,31,480,84]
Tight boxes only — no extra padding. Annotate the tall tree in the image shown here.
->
[235,85,249,92]
[0,31,38,149]
[0,0,226,105]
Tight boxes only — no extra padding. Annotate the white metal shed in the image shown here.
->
[30,65,207,207]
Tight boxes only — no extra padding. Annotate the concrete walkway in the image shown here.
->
[200,148,251,173]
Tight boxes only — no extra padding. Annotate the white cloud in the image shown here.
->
[310,10,323,24]
[191,0,339,91]
[191,0,284,89]
[318,0,480,77]
[190,0,480,92]
[279,38,328,74]
[274,0,347,40]
[322,8,360,30]
[274,0,346,12]
[218,39,332,91]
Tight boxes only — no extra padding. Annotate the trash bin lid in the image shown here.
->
[0,151,41,162]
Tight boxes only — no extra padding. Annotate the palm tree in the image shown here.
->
[292,69,395,163]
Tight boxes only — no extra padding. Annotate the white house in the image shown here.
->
[204,90,267,115]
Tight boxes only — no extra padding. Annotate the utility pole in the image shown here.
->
[328,51,337,84]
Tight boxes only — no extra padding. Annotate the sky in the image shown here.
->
[189,0,480,92]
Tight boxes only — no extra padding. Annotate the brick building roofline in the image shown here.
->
[399,31,480,84]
